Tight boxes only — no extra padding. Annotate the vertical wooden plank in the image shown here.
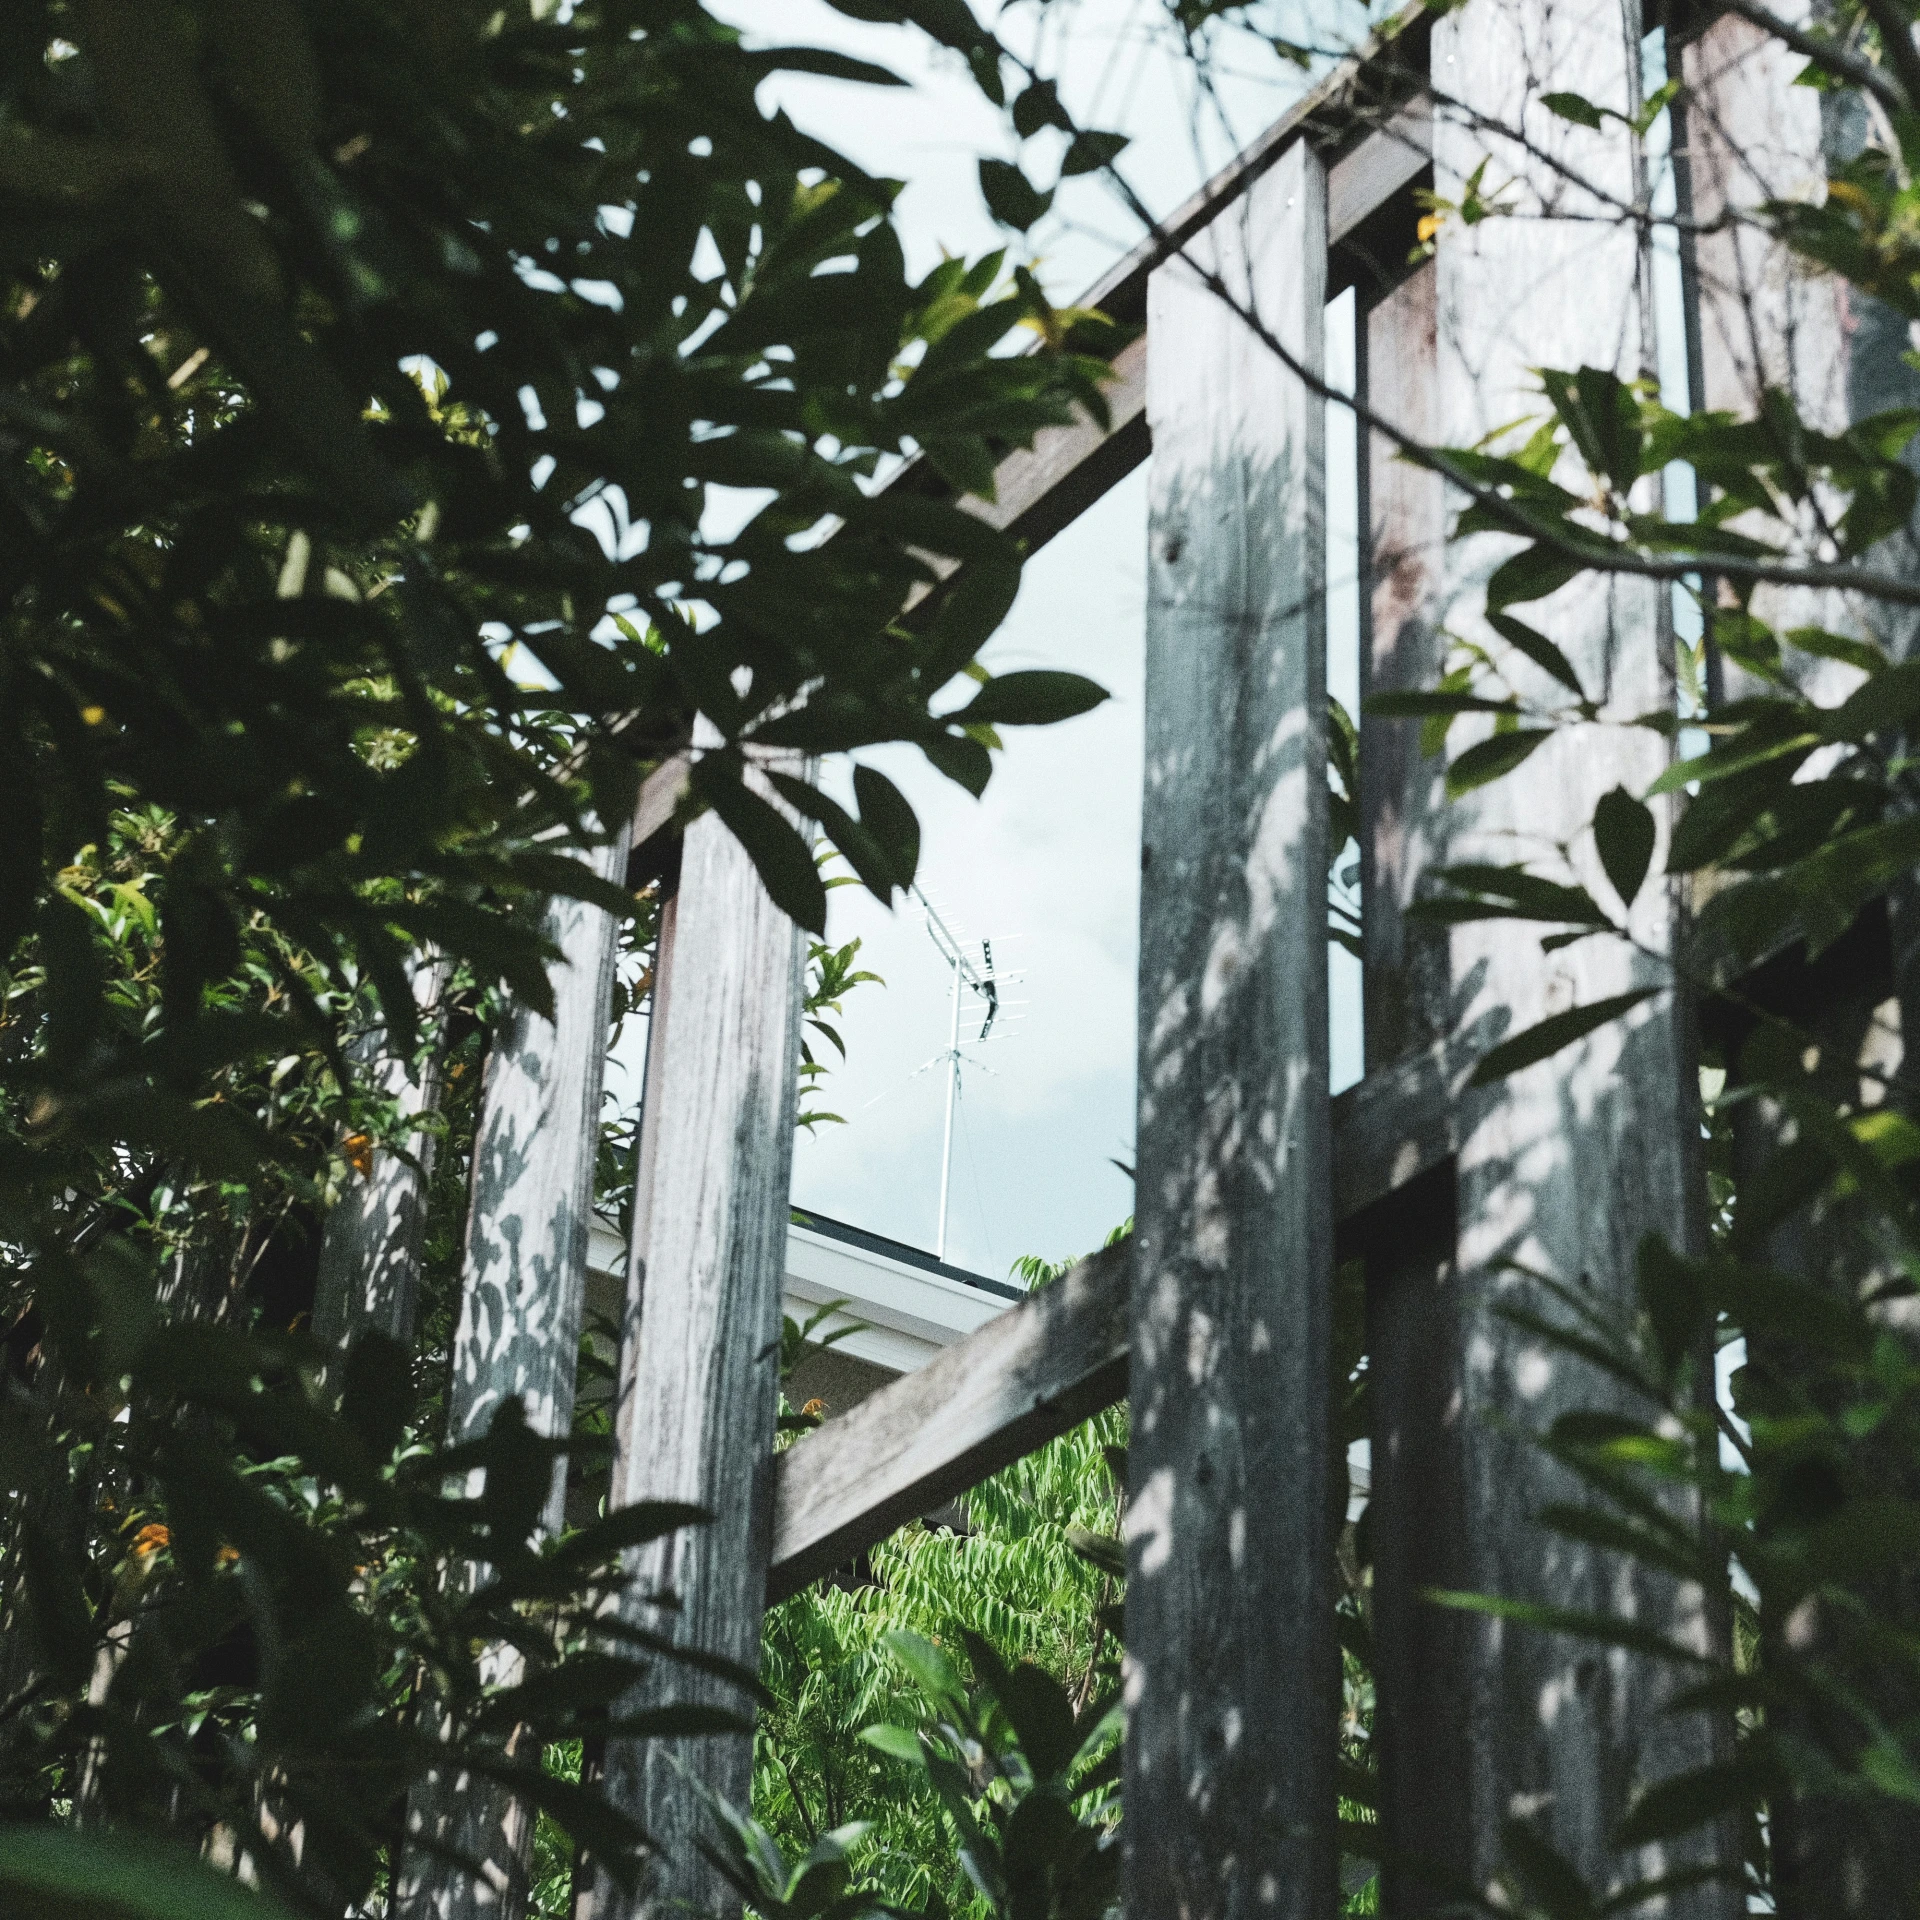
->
[1357,258,1478,1916]
[1127,135,1335,1920]
[1680,15,1846,433]
[578,790,806,1920]
[312,952,451,1352]
[396,836,627,1920]
[1379,1,1739,1908]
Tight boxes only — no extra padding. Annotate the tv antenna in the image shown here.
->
[909,886,1023,1261]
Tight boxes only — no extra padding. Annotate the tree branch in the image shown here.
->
[1853,0,1920,115]
[1719,0,1908,114]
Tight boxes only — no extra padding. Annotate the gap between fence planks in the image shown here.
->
[766,1036,1458,1603]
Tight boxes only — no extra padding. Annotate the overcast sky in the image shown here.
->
[664,0,1376,1277]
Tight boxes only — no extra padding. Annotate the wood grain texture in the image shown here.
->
[1127,137,1336,1920]
[959,331,1148,553]
[769,1240,1130,1603]
[1329,96,1431,245]
[1416,3,1736,1907]
[582,791,807,1920]
[1359,260,1476,1917]
[396,837,627,1920]
[628,750,691,859]
[312,951,452,1351]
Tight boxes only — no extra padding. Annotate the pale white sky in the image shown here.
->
[620,0,1381,1276]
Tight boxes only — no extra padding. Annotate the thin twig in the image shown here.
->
[1720,0,1907,113]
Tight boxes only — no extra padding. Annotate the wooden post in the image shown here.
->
[396,836,627,1920]
[1357,255,1480,1915]
[312,951,451,1352]
[577,791,806,1920]
[1351,3,1737,1908]
[1126,135,1336,1920]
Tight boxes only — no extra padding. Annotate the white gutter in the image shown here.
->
[584,1214,1017,1377]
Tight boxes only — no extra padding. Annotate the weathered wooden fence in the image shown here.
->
[328,3,1889,1914]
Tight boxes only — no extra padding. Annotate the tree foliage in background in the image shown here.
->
[0,0,1126,1908]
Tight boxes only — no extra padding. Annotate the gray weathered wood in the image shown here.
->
[894,6,1430,575]
[1373,3,1739,1908]
[1358,256,1476,1916]
[766,1033,1459,1602]
[396,835,628,1920]
[1127,136,1335,1920]
[939,97,1432,563]
[628,750,692,859]
[1329,96,1431,245]
[958,330,1148,554]
[769,1239,1130,1603]
[312,951,452,1353]
[578,785,807,1920]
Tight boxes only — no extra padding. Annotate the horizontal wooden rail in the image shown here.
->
[766,1038,1458,1600]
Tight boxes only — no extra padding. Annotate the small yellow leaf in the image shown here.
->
[1416,212,1445,244]
[80,705,106,726]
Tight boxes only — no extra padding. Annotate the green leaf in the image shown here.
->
[1645,729,1817,798]
[22,1522,93,1691]
[1062,130,1129,175]
[1635,1234,1708,1381]
[1467,989,1660,1086]
[1445,728,1553,796]
[859,1722,927,1766]
[1485,542,1587,612]
[883,1628,963,1702]
[1593,785,1656,909]
[1500,1818,1597,1920]
[1428,1589,1716,1667]
[954,669,1108,727]
[1540,89,1607,128]
[1012,79,1070,136]
[1363,691,1519,719]
[1614,1757,1771,1848]
[920,557,1023,686]
[768,771,904,903]
[1787,625,1886,676]
[853,763,921,892]
[694,762,827,933]
[1820,655,1920,742]
[0,1827,301,1920]
[1416,862,1610,927]
[1487,611,1586,698]
[979,159,1053,230]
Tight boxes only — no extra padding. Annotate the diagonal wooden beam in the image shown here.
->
[939,91,1434,568]
[767,1238,1131,1603]
[766,1039,1458,1602]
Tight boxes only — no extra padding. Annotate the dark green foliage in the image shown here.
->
[1363,9,1920,1901]
[0,2,1133,1909]
[1,0,1122,1176]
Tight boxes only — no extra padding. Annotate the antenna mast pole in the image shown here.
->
[935,950,961,1261]
[915,887,1011,1263]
